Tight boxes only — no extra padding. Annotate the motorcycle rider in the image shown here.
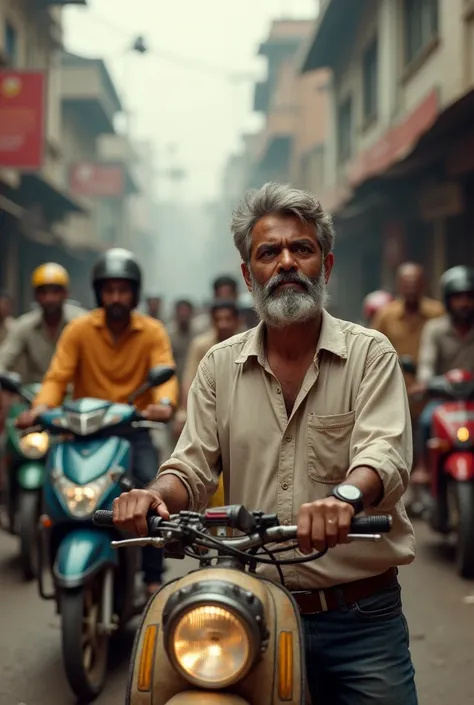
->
[0,264,85,383]
[166,299,196,385]
[412,265,474,486]
[17,248,178,595]
[238,290,259,330]
[362,289,394,327]
[144,291,163,320]
[372,263,445,514]
[192,274,240,334]
[112,183,417,705]
[0,290,13,346]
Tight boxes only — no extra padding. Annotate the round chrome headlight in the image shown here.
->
[163,580,267,689]
[19,431,49,459]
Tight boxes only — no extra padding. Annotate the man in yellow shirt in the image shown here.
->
[18,248,178,594]
[174,300,241,507]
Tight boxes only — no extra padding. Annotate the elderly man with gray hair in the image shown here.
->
[112,182,418,705]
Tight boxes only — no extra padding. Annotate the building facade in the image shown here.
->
[302,0,474,319]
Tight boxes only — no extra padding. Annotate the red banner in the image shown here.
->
[69,162,125,198]
[0,71,45,169]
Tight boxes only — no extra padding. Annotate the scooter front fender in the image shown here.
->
[17,461,44,490]
[53,528,118,589]
[444,452,474,481]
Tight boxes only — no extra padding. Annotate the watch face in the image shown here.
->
[338,485,361,501]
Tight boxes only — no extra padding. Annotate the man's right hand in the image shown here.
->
[16,408,40,429]
[112,488,170,537]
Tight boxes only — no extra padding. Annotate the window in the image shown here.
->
[4,22,18,66]
[337,97,353,164]
[404,0,439,64]
[362,38,378,122]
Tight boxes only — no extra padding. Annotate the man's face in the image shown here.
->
[215,284,237,300]
[242,214,334,328]
[448,291,474,325]
[147,297,162,317]
[35,285,67,318]
[212,307,240,342]
[101,279,134,321]
[0,296,11,319]
[176,303,193,329]
[397,266,424,307]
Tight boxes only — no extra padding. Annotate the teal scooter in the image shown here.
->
[12,365,175,703]
[0,373,47,580]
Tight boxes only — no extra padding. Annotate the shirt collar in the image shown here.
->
[235,309,348,366]
[90,308,144,331]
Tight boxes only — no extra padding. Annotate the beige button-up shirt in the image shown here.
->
[159,311,415,589]
[182,329,218,391]
[417,314,474,383]
[0,303,86,384]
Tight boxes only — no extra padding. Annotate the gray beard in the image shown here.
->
[250,266,328,329]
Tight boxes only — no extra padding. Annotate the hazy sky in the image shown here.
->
[64,0,317,203]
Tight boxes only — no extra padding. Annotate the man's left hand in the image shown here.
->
[142,404,173,423]
[297,498,355,554]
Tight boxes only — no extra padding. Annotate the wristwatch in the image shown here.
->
[328,484,364,515]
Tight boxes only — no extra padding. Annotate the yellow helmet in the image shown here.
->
[31,263,69,290]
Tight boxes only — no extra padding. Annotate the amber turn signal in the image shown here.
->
[278,631,293,701]
[138,624,158,692]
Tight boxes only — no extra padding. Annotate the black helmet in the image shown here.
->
[92,248,142,307]
[440,266,474,305]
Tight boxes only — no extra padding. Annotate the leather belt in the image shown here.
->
[292,568,398,615]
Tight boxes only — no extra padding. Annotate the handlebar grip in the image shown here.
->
[350,516,392,533]
[93,510,115,527]
[93,509,163,534]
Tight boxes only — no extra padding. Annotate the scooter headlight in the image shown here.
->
[19,431,49,459]
[54,474,112,518]
[162,580,267,689]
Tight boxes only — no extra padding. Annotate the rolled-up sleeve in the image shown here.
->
[348,345,412,511]
[158,356,220,510]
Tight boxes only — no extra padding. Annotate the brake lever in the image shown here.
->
[18,424,44,437]
[111,537,166,549]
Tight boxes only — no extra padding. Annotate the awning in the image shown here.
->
[0,193,23,219]
[301,0,364,72]
[20,173,85,215]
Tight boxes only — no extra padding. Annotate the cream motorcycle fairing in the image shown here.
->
[126,566,306,705]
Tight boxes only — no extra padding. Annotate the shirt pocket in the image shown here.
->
[307,410,355,484]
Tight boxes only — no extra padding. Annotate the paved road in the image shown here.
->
[0,521,473,705]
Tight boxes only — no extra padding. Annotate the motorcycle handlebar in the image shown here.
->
[93,509,392,537]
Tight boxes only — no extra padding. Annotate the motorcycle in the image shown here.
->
[93,504,392,705]
[0,372,46,580]
[401,356,474,577]
[22,365,175,702]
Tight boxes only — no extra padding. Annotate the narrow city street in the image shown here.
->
[0,521,473,705]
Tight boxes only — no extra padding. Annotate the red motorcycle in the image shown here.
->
[402,357,474,578]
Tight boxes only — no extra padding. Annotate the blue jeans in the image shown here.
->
[302,582,418,705]
[130,431,164,584]
[418,399,443,453]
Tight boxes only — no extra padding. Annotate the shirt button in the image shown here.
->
[281,482,289,490]
[285,434,292,442]
[276,386,282,394]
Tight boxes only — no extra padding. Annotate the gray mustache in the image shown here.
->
[266,273,310,296]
